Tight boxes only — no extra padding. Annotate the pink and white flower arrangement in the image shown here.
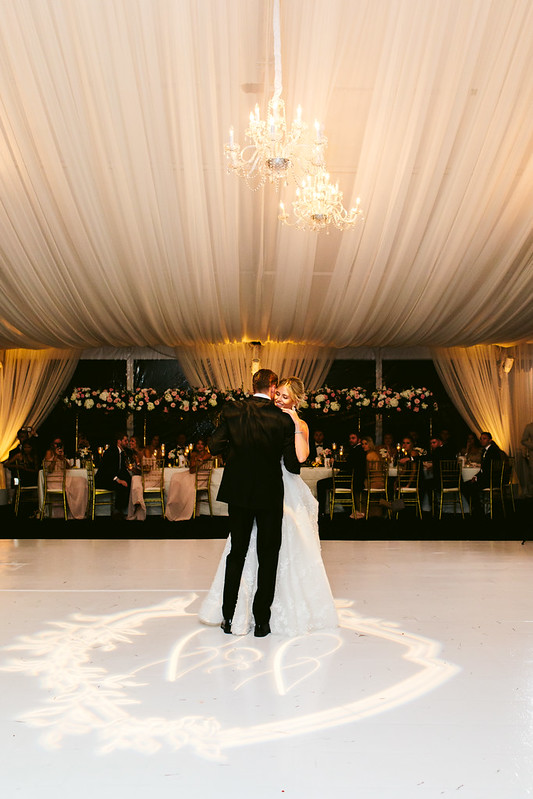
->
[62,384,437,414]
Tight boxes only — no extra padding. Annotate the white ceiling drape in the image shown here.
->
[0,0,532,354]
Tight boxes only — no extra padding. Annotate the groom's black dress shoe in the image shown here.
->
[220,619,232,634]
[254,622,271,638]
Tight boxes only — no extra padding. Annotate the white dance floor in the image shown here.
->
[1,536,532,798]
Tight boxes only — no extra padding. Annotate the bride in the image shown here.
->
[199,376,338,637]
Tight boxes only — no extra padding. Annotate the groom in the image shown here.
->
[208,368,300,637]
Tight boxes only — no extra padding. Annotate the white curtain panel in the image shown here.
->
[508,344,533,448]
[175,342,334,391]
[432,345,523,455]
[0,348,79,462]
[0,0,532,355]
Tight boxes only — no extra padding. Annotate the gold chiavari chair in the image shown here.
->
[86,460,114,519]
[363,461,389,518]
[193,459,214,518]
[13,468,39,517]
[141,458,165,516]
[396,460,423,518]
[40,460,68,520]
[329,464,355,519]
[434,459,464,519]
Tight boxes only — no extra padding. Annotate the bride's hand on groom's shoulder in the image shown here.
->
[281,406,298,422]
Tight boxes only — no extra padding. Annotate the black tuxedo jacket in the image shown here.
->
[209,396,299,509]
[477,441,505,488]
[345,443,367,491]
[95,445,130,489]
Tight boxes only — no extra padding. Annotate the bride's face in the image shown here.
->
[274,385,294,409]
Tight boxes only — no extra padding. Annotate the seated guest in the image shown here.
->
[127,435,143,473]
[317,430,363,517]
[422,435,447,497]
[439,428,457,459]
[380,431,398,465]
[462,431,506,515]
[345,431,367,494]
[397,435,420,488]
[361,436,381,465]
[76,432,93,461]
[176,431,188,450]
[189,437,212,472]
[142,434,163,462]
[43,437,71,471]
[361,437,385,487]
[361,436,386,516]
[398,435,420,464]
[459,432,482,465]
[7,427,31,462]
[407,429,422,450]
[95,431,132,518]
[309,428,329,462]
[6,440,39,485]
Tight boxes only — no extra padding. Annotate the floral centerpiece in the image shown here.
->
[77,446,93,461]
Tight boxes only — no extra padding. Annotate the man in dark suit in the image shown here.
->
[95,430,132,517]
[208,369,300,638]
[308,428,329,462]
[316,431,365,516]
[462,431,505,514]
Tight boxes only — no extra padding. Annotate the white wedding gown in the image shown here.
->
[198,463,339,636]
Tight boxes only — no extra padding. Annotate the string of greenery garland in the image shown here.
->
[63,385,438,414]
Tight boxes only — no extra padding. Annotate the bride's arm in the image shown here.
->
[282,408,309,463]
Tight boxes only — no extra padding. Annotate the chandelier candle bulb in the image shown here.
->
[223,0,329,189]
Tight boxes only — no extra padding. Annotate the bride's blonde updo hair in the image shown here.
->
[278,376,306,408]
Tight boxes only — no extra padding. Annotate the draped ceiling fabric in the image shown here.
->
[0,0,532,359]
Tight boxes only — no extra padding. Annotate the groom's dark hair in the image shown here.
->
[253,368,278,394]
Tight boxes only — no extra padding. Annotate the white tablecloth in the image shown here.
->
[38,468,89,519]
[27,464,333,520]
[300,466,332,497]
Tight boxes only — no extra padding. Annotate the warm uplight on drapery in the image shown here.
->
[175,342,334,392]
[0,348,79,463]
[432,344,533,456]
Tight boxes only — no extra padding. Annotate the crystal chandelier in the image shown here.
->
[279,170,364,232]
[224,0,326,191]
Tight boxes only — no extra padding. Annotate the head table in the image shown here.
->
[33,465,333,520]
[23,462,484,519]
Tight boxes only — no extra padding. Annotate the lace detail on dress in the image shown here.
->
[199,463,338,636]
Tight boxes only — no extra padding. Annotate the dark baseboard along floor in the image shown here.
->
[3,497,532,541]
